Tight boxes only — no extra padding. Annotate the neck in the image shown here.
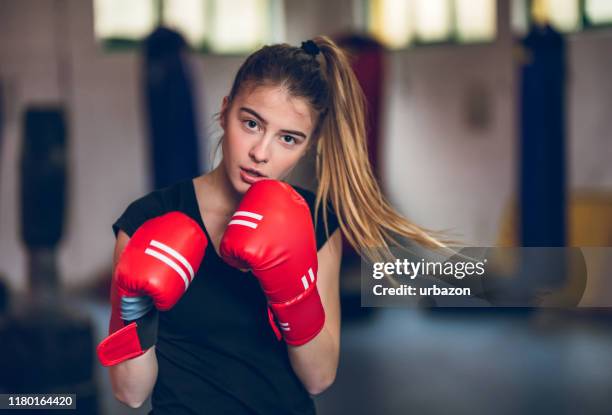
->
[205,163,242,211]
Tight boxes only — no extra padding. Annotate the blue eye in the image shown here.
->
[282,135,296,145]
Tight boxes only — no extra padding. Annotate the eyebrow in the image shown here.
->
[239,107,307,139]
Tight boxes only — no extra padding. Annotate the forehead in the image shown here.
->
[235,84,315,132]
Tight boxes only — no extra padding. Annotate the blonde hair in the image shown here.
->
[314,36,454,261]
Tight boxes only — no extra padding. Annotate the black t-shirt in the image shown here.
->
[112,178,339,415]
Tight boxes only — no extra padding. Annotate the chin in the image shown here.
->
[221,163,245,193]
[229,177,247,194]
[231,174,251,194]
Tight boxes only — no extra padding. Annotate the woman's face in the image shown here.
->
[220,84,315,194]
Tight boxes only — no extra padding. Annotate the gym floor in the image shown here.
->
[316,307,612,415]
[81,297,612,415]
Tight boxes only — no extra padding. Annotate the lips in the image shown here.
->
[239,167,267,184]
[241,167,265,177]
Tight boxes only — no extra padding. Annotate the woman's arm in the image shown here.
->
[109,348,158,408]
[107,230,159,408]
[287,229,342,395]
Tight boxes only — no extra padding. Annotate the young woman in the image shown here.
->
[98,36,446,414]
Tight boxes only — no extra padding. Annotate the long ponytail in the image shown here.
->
[313,36,450,260]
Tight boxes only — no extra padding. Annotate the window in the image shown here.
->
[455,0,497,43]
[585,0,612,25]
[163,0,208,48]
[512,0,612,35]
[365,0,497,50]
[93,0,156,46]
[93,0,285,54]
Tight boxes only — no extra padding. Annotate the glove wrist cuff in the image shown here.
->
[97,309,158,367]
[268,286,325,346]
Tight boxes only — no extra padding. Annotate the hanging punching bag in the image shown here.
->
[19,108,67,299]
[336,34,385,183]
[519,24,567,248]
[496,23,569,305]
[20,108,67,251]
[143,27,202,190]
[4,106,100,413]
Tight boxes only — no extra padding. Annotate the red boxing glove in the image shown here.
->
[97,212,207,366]
[220,180,324,346]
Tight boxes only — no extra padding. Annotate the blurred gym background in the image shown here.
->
[1,0,611,414]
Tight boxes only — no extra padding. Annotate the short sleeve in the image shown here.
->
[293,186,340,251]
[112,190,168,238]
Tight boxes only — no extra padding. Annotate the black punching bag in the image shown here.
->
[20,108,67,249]
[19,107,67,298]
[143,27,202,190]
[0,107,100,414]
[519,24,567,247]
[507,24,568,305]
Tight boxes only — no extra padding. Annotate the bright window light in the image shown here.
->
[455,0,496,42]
[369,0,414,49]
[531,0,580,32]
[511,0,530,35]
[209,0,268,53]
[548,0,581,32]
[163,0,208,47]
[585,0,612,24]
[414,0,451,42]
[93,0,283,53]
[93,0,156,40]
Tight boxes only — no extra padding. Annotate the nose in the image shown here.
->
[248,135,271,164]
